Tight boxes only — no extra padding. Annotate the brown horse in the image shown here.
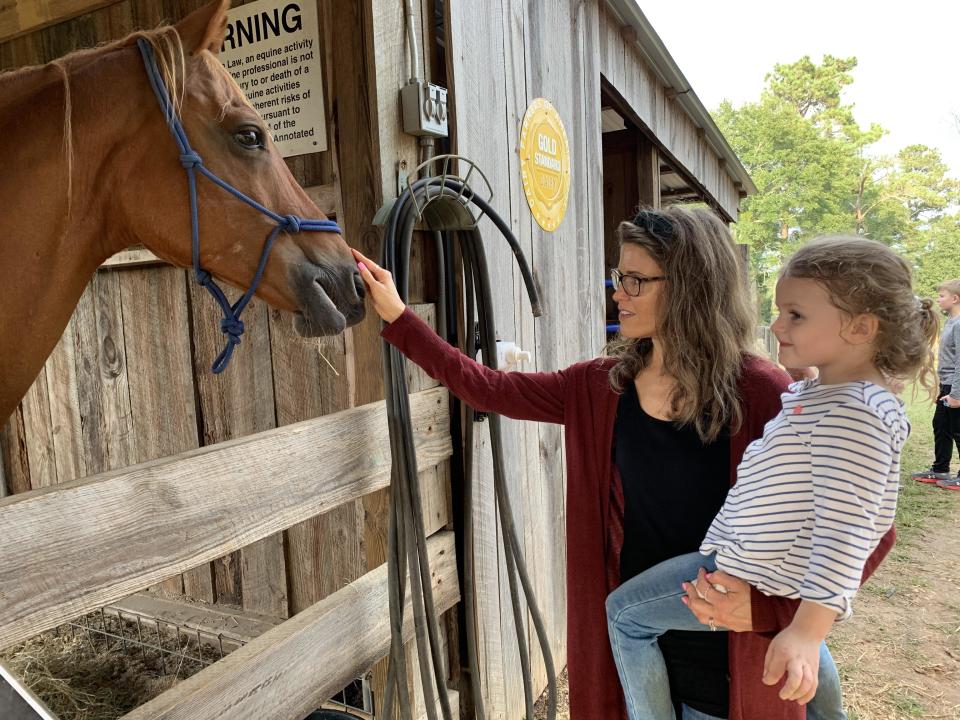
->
[0,0,365,422]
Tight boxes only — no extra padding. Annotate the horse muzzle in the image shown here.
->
[291,262,366,337]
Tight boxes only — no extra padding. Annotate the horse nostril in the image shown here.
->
[353,271,366,299]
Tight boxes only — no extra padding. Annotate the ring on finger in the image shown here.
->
[708,617,717,631]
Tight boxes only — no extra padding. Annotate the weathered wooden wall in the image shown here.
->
[447,2,605,717]
[447,1,748,717]
[596,2,742,219]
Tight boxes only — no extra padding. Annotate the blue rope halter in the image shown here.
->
[136,37,343,373]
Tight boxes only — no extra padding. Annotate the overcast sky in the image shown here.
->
[640,1,960,179]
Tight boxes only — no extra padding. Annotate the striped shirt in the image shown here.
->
[700,380,908,619]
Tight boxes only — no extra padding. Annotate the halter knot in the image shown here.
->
[281,215,302,233]
[220,316,245,339]
[179,152,203,169]
[195,269,213,286]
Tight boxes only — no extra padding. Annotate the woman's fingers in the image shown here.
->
[693,569,726,604]
[350,247,374,267]
[356,260,380,288]
[681,568,753,632]
[705,570,747,593]
[349,248,406,323]
[682,582,709,623]
[351,248,391,283]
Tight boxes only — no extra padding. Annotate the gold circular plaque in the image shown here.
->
[518,98,571,231]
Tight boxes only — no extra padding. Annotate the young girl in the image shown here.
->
[605,236,939,720]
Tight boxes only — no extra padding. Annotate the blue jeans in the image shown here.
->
[607,551,847,720]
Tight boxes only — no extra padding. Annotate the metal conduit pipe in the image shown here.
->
[379,177,556,720]
[402,0,422,84]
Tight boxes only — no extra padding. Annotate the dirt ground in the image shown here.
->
[830,495,960,720]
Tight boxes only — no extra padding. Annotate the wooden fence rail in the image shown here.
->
[0,387,451,650]
[122,531,459,720]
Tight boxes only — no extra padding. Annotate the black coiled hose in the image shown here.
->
[379,176,556,720]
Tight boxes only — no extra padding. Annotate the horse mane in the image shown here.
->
[0,26,187,230]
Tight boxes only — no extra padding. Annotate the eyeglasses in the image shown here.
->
[609,268,666,297]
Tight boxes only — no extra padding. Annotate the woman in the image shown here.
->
[353,206,893,720]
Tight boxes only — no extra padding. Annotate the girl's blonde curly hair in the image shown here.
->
[781,236,939,395]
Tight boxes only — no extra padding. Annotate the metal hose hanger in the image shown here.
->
[379,156,556,720]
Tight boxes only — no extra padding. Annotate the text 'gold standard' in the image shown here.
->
[518,98,571,232]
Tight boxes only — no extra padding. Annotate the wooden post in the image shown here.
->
[638,136,661,208]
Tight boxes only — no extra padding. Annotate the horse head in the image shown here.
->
[123,0,365,338]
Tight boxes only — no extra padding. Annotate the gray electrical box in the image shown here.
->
[401,81,449,138]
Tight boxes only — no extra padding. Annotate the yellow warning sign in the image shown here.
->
[518,98,570,232]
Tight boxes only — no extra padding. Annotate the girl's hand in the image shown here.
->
[762,624,821,705]
[681,568,753,632]
[351,249,406,323]
[940,394,960,409]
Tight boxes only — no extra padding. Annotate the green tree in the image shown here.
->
[715,56,959,320]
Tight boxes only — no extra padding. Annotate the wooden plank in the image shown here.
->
[120,531,458,720]
[638,137,661,208]
[324,0,405,705]
[73,271,136,476]
[0,386,451,650]
[0,407,31,495]
[99,247,163,269]
[188,284,281,614]
[0,0,124,44]
[104,592,282,650]
[405,304,440,394]
[19,365,56,489]
[448,0,525,712]
[44,313,86,483]
[560,0,603,668]
[120,266,200,598]
[269,309,361,615]
[302,182,339,218]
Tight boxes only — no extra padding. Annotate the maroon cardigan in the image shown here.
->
[382,309,894,720]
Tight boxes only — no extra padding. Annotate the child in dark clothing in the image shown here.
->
[912,279,960,489]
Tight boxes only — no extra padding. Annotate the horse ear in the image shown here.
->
[175,0,231,56]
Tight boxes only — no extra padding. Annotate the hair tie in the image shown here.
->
[632,210,674,242]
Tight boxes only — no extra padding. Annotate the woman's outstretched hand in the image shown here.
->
[351,248,406,323]
[681,568,753,632]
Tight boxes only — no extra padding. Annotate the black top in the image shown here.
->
[615,381,732,718]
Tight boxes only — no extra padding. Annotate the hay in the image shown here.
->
[0,621,204,720]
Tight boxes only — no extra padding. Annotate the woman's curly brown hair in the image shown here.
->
[605,206,756,443]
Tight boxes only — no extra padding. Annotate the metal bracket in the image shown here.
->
[373,154,495,232]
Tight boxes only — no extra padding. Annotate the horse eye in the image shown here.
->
[234,128,263,149]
